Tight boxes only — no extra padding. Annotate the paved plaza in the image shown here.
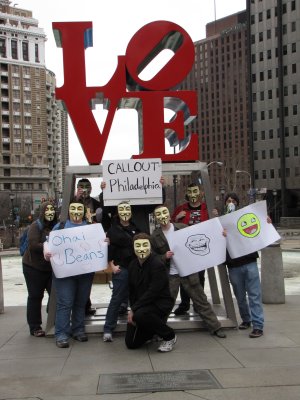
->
[0,245,299,399]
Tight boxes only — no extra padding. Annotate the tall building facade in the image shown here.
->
[181,11,250,206]
[0,1,68,222]
[248,0,300,218]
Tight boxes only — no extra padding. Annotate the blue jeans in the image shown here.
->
[228,262,264,330]
[53,273,94,341]
[104,267,128,334]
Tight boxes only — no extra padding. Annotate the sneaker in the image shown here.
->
[56,339,69,348]
[103,333,113,342]
[157,335,177,352]
[249,329,263,338]
[174,307,189,315]
[213,328,227,338]
[73,334,88,342]
[239,321,251,330]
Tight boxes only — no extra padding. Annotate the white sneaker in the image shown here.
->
[157,335,177,352]
[103,333,113,342]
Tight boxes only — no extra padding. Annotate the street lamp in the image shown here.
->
[220,186,226,214]
[9,193,16,247]
[272,189,277,224]
[207,161,223,168]
[235,170,252,190]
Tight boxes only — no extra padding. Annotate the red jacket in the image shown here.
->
[171,202,209,225]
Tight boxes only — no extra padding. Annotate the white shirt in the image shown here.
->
[162,223,178,275]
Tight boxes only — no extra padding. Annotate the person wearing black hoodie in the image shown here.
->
[22,201,57,337]
[103,202,140,342]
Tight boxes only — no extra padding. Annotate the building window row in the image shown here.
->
[251,1,296,24]
[253,126,298,141]
[252,64,297,83]
[254,167,298,180]
[0,37,39,62]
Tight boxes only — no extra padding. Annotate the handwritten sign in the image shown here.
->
[219,201,281,259]
[102,158,162,206]
[170,218,227,277]
[48,223,108,278]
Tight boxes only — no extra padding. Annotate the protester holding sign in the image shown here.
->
[22,201,57,337]
[171,183,209,315]
[125,233,176,352]
[75,177,110,316]
[222,193,267,338]
[151,205,226,338]
[103,202,140,342]
[45,200,95,348]
[99,161,166,234]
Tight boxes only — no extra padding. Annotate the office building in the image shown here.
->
[248,0,300,218]
[0,1,68,222]
[180,11,250,207]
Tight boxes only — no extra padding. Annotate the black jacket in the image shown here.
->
[106,219,140,268]
[128,253,174,314]
[226,251,259,268]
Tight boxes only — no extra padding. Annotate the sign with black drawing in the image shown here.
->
[170,218,226,277]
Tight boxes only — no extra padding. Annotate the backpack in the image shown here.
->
[19,219,43,256]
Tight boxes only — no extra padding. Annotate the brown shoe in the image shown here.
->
[249,329,263,338]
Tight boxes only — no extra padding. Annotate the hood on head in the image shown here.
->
[38,201,57,225]
[224,192,240,206]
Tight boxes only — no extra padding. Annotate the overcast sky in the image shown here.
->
[19,0,246,193]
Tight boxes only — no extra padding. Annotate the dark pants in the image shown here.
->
[125,305,174,349]
[22,263,52,334]
[178,270,205,310]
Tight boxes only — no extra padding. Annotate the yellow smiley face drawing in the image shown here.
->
[237,213,261,238]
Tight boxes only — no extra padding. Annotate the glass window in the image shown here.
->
[0,37,6,57]
[22,41,29,61]
[11,39,18,59]
[35,43,39,62]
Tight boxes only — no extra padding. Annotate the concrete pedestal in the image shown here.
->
[261,243,285,304]
[0,257,4,313]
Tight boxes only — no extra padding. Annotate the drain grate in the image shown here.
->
[97,369,222,394]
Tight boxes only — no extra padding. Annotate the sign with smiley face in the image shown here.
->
[237,213,261,238]
[219,201,281,259]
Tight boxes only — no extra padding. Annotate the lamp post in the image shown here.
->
[207,161,223,168]
[236,170,252,203]
[272,189,277,224]
[9,193,16,247]
[220,186,225,214]
[173,174,178,209]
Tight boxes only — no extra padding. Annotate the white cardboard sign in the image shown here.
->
[102,158,162,206]
[48,223,108,278]
[219,201,281,259]
[170,218,227,277]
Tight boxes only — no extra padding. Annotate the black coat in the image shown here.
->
[128,253,174,314]
[106,220,139,268]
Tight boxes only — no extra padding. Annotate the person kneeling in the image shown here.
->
[125,233,177,352]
